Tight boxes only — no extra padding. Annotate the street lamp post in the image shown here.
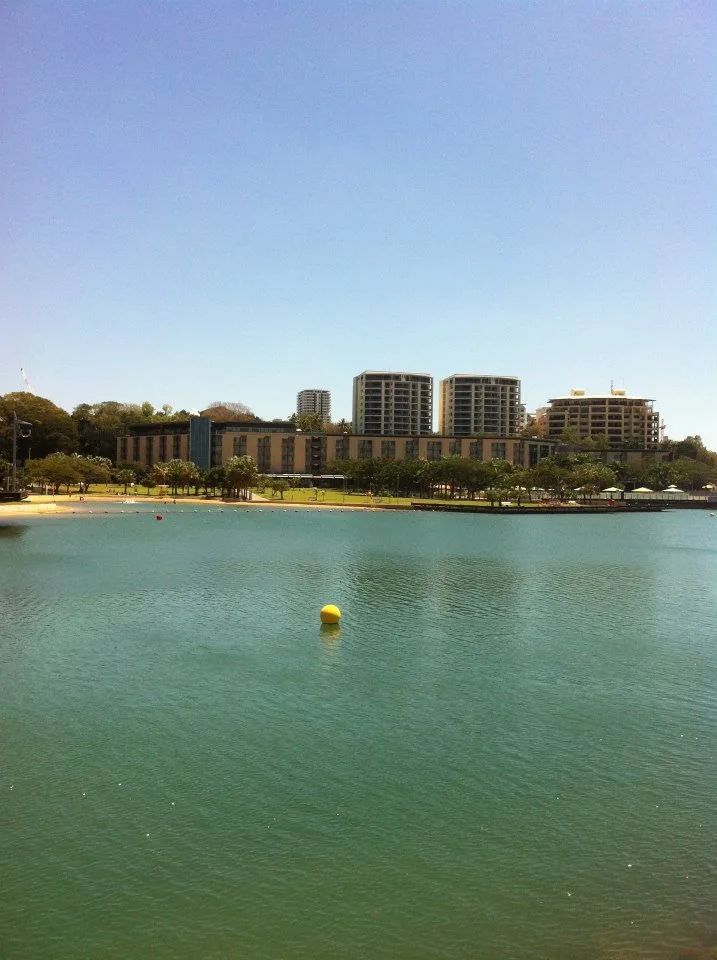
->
[11,412,32,494]
[342,431,348,501]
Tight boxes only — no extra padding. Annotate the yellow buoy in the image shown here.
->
[320,604,341,624]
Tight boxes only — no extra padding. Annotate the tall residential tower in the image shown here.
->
[296,389,331,425]
[352,371,433,435]
[438,375,521,436]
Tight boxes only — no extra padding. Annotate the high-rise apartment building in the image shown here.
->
[438,375,521,436]
[352,371,433,435]
[545,388,659,447]
[296,389,331,425]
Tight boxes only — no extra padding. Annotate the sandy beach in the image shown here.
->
[0,493,376,517]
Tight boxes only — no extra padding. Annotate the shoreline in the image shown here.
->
[2,493,706,519]
[0,494,376,518]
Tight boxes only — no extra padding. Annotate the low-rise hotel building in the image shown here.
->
[545,389,659,447]
[117,418,557,474]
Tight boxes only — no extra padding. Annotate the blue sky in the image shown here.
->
[2,2,714,444]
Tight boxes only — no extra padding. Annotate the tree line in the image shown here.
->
[5,448,715,501]
[329,451,716,499]
[2,391,716,496]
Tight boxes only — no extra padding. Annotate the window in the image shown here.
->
[233,435,247,456]
[159,435,167,462]
[119,438,128,462]
[427,441,442,461]
[404,440,418,460]
[210,432,223,467]
[132,437,141,462]
[491,442,506,460]
[281,437,295,472]
[469,441,483,461]
[358,439,373,459]
[449,440,462,456]
[257,437,271,473]
[381,440,396,458]
[306,437,327,474]
[172,435,182,459]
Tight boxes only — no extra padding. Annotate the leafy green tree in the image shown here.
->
[270,478,290,499]
[326,418,351,434]
[559,427,582,446]
[668,436,715,464]
[485,484,503,507]
[289,412,324,433]
[225,455,258,499]
[115,468,136,495]
[507,467,531,505]
[160,459,198,495]
[24,453,80,493]
[164,459,186,496]
[0,393,78,460]
[643,462,675,491]
[532,455,574,498]
[669,457,715,491]
[206,466,226,496]
[180,461,198,494]
[573,463,616,500]
[149,464,168,492]
[200,402,258,422]
[71,455,111,492]
[193,469,208,496]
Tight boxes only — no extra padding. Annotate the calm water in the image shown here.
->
[1,507,716,960]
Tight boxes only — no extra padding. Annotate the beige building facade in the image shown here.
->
[352,371,433,435]
[545,389,659,447]
[439,375,521,436]
[118,420,557,474]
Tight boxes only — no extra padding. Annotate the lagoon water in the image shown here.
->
[1,507,716,960]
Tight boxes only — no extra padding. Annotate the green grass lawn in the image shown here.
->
[256,488,546,508]
[62,484,546,509]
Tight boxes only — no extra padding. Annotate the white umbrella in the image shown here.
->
[663,485,684,493]
[632,486,653,493]
[601,486,623,493]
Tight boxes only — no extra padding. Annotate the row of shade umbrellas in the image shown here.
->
[601,485,685,493]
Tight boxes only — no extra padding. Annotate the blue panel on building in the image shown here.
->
[189,416,212,469]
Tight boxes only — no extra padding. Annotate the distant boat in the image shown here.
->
[122,499,137,504]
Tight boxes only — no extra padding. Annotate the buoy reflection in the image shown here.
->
[320,622,341,654]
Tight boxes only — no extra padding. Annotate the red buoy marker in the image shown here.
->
[156,514,163,521]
